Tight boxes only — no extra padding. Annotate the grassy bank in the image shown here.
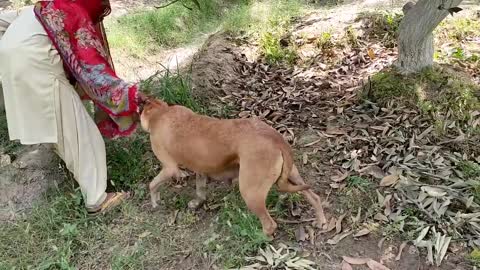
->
[106,0,307,58]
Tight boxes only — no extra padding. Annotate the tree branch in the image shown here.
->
[155,0,181,9]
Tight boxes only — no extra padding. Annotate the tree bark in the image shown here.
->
[396,0,464,74]
[0,83,4,112]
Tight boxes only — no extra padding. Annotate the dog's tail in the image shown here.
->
[276,146,310,193]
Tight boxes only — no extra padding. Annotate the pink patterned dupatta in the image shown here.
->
[34,0,139,138]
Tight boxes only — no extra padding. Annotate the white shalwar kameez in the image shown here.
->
[0,7,107,208]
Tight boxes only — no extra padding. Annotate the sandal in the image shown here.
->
[87,192,130,215]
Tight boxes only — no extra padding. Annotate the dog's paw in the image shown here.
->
[187,198,204,210]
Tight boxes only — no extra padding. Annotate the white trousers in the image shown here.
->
[0,7,107,208]
[53,81,108,208]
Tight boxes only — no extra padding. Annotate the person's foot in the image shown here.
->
[87,192,130,215]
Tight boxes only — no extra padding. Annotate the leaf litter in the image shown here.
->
[215,9,480,268]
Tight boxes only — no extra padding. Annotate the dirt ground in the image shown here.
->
[186,32,472,270]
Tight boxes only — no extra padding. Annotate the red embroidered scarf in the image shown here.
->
[34,0,139,138]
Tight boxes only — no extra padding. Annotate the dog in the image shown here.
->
[140,98,326,236]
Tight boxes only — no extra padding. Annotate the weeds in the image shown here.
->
[436,18,480,43]
[316,31,334,50]
[365,67,480,132]
[346,175,371,191]
[106,0,224,56]
[209,187,288,267]
[260,32,297,65]
[356,11,402,48]
[469,249,480,267]
[0,188,104,268]
[141,67,204,113]
[107,0,304,58]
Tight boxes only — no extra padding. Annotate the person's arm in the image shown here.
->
[0,9,22,39]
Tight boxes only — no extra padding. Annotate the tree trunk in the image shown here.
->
[0,83,4,112]
[396,0,463,74]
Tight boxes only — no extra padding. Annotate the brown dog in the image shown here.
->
[140,98,326,235]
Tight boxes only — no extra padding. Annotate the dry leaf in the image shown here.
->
[395,242,408,261]
[336,213,347,234]
[342,256,370,265]
[353,228,371,238]
[421,186,447,197]
[332,171,349,182]
[302,153,308,165]
[321,217,337,233]
[380,175,399,187]
[366,259,390,270]
[367,48,376,59]
[361,165,385,179]
[139,231,151,238]
[326,126,347,135]
[327,231,352,245]
[374,213,389,222]
[296,226,307,242]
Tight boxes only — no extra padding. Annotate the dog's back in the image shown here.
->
[143,101,292,174]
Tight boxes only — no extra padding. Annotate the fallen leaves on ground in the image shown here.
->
[240,244,317,270]
[215,13,480,267]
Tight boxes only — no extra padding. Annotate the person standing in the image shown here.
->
[0,0,147,214]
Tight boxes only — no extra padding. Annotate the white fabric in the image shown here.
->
[0,6,59,144]
[0,9,20,110]
[0,7,107,208]
[54,79,107,208]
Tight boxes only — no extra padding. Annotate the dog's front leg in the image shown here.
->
[149,167,178,208]
[188,173,207,210]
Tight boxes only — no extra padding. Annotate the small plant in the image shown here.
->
[260,32,298,65]
[452,47,466,60]
[316,31,334,50]
[458,161,480,179]
[469,249,480,267]
[346,176,371,191]
[345,26,359,48]
[141,67,204,113]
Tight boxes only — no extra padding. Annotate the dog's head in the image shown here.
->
[139,98,168,132]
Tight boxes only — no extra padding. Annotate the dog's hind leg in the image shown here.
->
[238,155,280,236]
[289,164,327,226]
[188,173,207,210]
[149,166,179,208]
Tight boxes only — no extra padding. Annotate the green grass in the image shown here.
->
[206,187,300,267]
[0,111,20,153]
[0,187,102,268]
[141,67,204,113]
[107,0,307,62]
[365,67,480,131]
[107,0,227,56]
[210,189,271,268]
[436,17,480,43]
[457,161,480,204]
[458,161,480,179]
[346,175,371,191]
[469,249,480,267]
[251,0,304,65]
